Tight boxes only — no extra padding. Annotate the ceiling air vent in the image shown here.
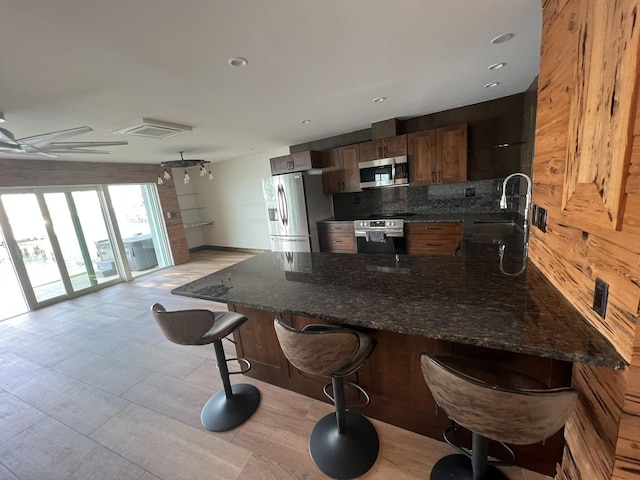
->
[113,118,192,139]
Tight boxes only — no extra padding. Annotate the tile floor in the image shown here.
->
[0,250,550,480]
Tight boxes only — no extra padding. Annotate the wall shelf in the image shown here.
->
[184,221,214,229]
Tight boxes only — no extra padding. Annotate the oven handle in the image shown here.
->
[355,229,404,238]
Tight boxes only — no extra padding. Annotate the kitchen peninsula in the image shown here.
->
[172,248,623,475]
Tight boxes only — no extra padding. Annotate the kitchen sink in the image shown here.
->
[464,221,524,244]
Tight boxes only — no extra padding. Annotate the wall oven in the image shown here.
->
[354,218,406,254]
[358,155,408,189]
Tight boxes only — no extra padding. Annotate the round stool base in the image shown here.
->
[201,383,260,432]
[430,454,509,480]
[309,411,379,480]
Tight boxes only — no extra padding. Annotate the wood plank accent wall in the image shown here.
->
[0,157,190,265]
[535,1,640,479]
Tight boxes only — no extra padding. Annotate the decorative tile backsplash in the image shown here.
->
[333,178,520,218]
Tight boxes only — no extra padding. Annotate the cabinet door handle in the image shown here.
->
[378,147,382,158]
[438,171,441,182]
[384,146,387,157]
[432,172,436,183]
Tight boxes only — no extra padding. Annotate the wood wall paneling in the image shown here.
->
[535,1,640,479]
[563,0,639,231]
[0,157,190,265]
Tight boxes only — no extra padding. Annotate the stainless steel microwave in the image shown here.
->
[358,155,408,188]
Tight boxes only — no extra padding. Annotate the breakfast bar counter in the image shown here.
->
[172,251,623,369]
[172,249,624,475]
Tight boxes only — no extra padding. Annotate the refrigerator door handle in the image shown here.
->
[281,186,289,226]
[276,185,286,227]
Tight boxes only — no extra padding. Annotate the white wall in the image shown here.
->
[177,147,289,250]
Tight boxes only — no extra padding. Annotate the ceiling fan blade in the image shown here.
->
[43,141,129,150]
[0,127,19,146]
[0,141,23,150]
[17,126,94,148]
[41,148,112,154]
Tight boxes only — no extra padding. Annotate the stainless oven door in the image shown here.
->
[356,236,406,254]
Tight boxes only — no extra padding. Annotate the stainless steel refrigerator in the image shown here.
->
[262,172,333,252]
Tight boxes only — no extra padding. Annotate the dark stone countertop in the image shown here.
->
[172,251,625,370]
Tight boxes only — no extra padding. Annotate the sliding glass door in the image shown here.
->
[0,226,28,319]
[0,192,66,304]
[44,190,119,291]
[0,183,172,317]
[108,184,171,277]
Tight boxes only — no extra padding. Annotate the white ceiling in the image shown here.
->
[0,0,542,166]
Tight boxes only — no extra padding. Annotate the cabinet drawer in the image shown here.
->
[318,222,356,253]
[406,222,462,255]
[406,238,461,255]
[318,222,354,232]
[319,232,356,253]
[405,222,462,235]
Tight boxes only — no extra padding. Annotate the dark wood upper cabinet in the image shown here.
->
[359,134,407,163]
[270,150,321,175]
[408,130,437,186]
[438,124,467,184]
[321,144,361,194]
[409,124,467,186]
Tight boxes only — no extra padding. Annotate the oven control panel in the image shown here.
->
[353,219,404,238]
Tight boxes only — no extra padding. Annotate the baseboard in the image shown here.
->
[189,245,269,254]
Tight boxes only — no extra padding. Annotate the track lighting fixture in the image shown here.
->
[157,151,213,186]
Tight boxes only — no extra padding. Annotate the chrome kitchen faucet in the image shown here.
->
[500,172,532,241]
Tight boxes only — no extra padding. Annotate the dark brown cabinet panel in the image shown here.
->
[321,145,361,194]
[406,222,463,255]
[317,221,356,253]
[270,150,321,175]
[438,124,468,184]
[408,129,437,186]
[231,305,291,388]
[408,124,467,186]
[358,134,407,163]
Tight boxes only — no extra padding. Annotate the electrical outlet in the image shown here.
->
[532,204,547,232]
[465,187,476,197]
[592,278,609,319]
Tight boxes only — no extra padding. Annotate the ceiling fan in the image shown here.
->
[0,125,128,157]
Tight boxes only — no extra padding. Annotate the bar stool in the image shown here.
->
[274,318,378,480]
[420,354,577,480]
[151,303,260,432]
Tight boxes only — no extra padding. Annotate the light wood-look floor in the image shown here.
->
[0,250,551,480]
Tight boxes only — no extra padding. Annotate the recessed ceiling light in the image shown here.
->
[0,112,5,123]
[488,62,506,70]
[228,57,248,67]
[490,33,514,44]
[372,97,387,103]
[484,82,500,88]
[300,119,311,124]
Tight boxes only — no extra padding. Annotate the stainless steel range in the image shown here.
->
[353,218,406,254]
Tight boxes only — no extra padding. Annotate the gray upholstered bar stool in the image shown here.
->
[151,303,260,432]
[274,318,378,480]
[420,354,577,480]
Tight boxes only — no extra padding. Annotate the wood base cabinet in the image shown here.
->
[229,304,571,477]
[406,222,463,255]
[409,124,467,186]
[317,221,356,253]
